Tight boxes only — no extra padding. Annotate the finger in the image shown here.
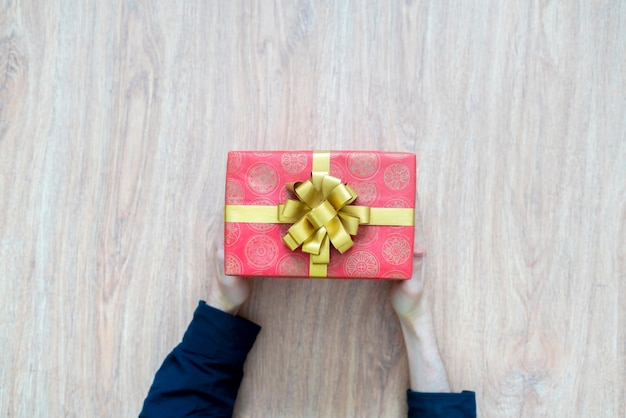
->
[211,237,225,280]
[413,191,427,256]
[214,234,246,284]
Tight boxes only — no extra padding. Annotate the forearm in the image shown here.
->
[139,301,261,417]
[399,312,450,393]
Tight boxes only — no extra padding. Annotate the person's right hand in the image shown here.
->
[390,249,429,322]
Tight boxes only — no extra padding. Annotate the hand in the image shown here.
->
[206,245,251,315]
[389,212,451,392]
[390,250,429,322]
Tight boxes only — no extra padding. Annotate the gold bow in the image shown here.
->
[277,172,370,273]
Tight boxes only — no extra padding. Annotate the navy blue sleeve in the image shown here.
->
[139,301,261,418]
[407,390,476,417]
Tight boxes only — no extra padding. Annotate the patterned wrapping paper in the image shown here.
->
[224,151,416,279]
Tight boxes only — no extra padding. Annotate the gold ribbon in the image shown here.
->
[277,172,370,276]
[224,151,414,277]
[224,205,414,226]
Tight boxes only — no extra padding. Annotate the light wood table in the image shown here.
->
[1,2,624,417]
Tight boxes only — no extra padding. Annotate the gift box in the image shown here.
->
[224,151,416,279]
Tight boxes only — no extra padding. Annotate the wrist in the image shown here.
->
[399,311,437,340]
[206,294,241,315]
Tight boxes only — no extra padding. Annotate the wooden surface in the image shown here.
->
[1,2,625,417]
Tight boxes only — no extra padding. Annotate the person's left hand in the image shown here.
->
[206,245,251,315]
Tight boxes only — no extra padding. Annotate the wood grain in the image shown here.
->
[1,1,624,417]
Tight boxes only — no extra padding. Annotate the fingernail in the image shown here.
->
[414,245,426,255]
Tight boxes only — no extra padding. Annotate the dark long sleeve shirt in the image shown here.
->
[140,301,475,417]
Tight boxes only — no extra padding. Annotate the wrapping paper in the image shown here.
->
[224,151,416,279]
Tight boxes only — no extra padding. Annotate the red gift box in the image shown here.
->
[224,151,416,279]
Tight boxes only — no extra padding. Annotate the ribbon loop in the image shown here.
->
[307,200,337,229]
[279,173,370,269]
[278,199,309,222]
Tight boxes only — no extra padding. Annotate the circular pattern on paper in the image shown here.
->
[248,199,277,232]
[384,164,410,190]
[382,236,411,265]
[348,153,380,179]
[224,223,241,246]
[281,152,308,173]
[245,235,279,269]
[383,270,408,279]
[279,185,294,202]
[352,225,378,247]
[278,254,308,277]
[350,182,378,205]
[384,198,410,208]
[225,179,244,204]
[227,152,243,173]
[329,162,344,179]
[279,223,292,238]
[344,250,380,278]
[224,253,243,275]
[247,163,279,195]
